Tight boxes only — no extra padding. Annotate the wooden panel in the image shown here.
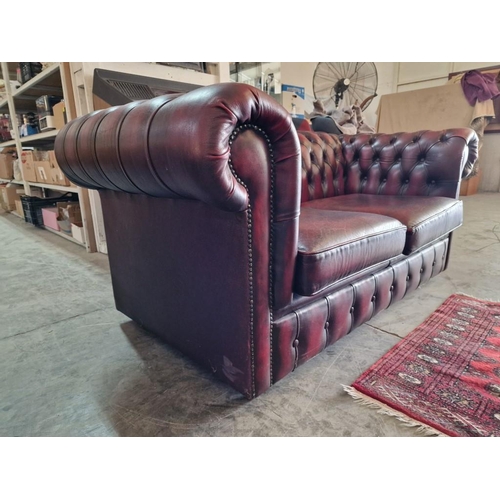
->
[60,62,77,121]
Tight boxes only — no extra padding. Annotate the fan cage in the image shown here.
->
[313,62,378,112]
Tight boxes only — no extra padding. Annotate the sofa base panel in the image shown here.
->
[272,237,449,384]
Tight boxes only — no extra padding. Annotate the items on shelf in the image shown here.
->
[15,198,23,217]
[20,148,73,186]
[40,199,85,244]
[52,101,66,130]
[0,182,25,212]
[57,201,82,233]
[0,114,12,142]
[20,112,39,137]
[1,61,87,248]
[36,95,63,132]
[17,62,43,85]
[20,192,78,226]
[0,147,16,179]
[12,158,22,181]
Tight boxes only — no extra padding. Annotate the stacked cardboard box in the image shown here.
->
[20,151,38,182]
[0,183,25,211]
[15,199,24,217]
[20,149,72,186]
[0,148,16,180]
[52,101,67,130]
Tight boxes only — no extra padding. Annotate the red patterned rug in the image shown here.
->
[344,294,500,436]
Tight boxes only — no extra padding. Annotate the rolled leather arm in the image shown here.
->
[340,128,479,198]
[54,82,301,216]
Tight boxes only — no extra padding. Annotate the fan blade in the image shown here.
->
[351,86,366,104]
[325,62,345,81]
[315,83,337,94]
[348,62,366,80]
[314,67,339,81]
[351,71,377,82]
[350,82,378,94]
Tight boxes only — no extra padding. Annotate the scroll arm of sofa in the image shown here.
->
[458,128,479,179]
[53,82,301,215]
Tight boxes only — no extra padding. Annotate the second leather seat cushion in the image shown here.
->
[296,209,406,296]
[302,194,463,254]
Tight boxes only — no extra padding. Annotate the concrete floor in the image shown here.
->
[1,193,499,437]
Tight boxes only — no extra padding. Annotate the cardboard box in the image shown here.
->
[48,151,70,186]
[20,151,38,182]
[0,148,16,179]
[57,201,82,225]
[0,183,24,211]
[30,186,43,198]
[71,222,86,244]
[35,161,53,184]
[41,207,59,231]
[52,101,67,130]
[15,199,24,217]
[13,159,22,181]
[34,151,50,161]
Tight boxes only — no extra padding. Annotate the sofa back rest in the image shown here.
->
[298,131,345,202]
[298,128,478,202]
[340,129,478,199]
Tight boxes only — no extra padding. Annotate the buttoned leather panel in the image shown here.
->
[272,238,449,383]
[341,129,478,199]
[295,209,406,295]
[298,131,345,202]
[302,194,462,254]
[297,128,478,202]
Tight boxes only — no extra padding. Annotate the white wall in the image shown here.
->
[395,62,500,93]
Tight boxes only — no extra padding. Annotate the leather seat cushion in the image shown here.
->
[296,208,406,296]
[302,194,462,254]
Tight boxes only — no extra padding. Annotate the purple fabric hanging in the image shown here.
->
[460,70,500,106]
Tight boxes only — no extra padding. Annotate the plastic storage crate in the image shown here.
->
[20,193,78,227]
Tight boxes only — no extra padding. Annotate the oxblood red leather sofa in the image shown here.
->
[54,83,478,399]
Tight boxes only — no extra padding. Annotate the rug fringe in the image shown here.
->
[342,385,448,437]
[453,292,500,303]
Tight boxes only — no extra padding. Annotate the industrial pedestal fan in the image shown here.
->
[313,62,378,113]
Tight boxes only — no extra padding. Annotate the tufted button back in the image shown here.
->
[297,128,479,201]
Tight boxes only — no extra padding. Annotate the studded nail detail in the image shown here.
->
[227,123,276,395]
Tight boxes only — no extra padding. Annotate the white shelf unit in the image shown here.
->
[0,178,23,185]
[27,181,79,193]
[43,225,85,247]
[20,129,59,144]
[0,62,96,252]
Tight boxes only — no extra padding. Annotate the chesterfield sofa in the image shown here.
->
[54,82,478,399]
